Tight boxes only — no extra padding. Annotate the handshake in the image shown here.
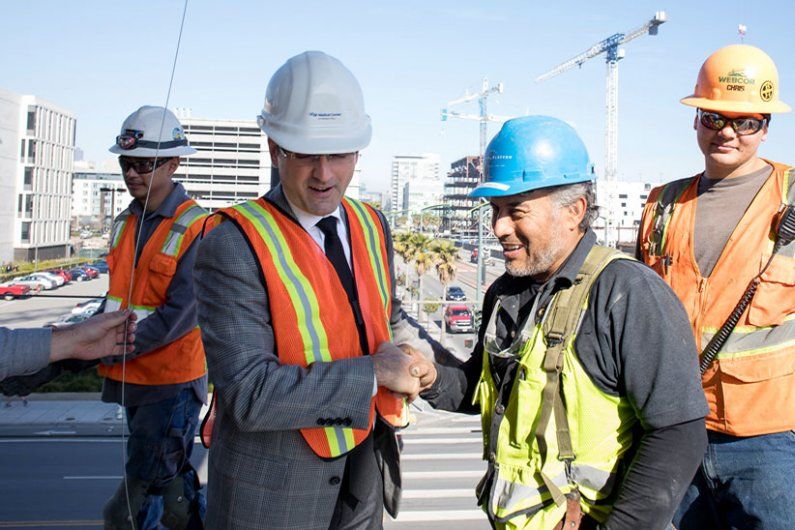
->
[372,342,437,402]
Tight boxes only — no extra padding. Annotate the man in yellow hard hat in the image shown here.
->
[638,44,795,528]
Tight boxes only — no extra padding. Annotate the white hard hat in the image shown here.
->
[258,51,372,154]
[109,105,197,158]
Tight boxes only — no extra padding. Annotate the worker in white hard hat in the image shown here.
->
[638,44,795,528]
[101,106,208,529]
[194,51,437,529]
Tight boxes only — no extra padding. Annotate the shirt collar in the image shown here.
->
[283,196,344,233]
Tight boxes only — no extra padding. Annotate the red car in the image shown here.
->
[48,269,72,283]
[444,304,474,333]
[81,265,100,279]
[0,282,31,301]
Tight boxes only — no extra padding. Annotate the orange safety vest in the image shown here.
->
[216,196,407,458]
[639,160,795,436]
[100,199,208,386]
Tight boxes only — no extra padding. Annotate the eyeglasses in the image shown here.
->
[118,156,173,174]
[698,109,768,136]
[277,146,357,166]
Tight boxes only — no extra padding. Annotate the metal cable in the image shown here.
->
[119,1,190,526]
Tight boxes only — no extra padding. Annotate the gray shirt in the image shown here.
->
[695,165,772,277]
[102,182,207,407]
[0,327,51,381]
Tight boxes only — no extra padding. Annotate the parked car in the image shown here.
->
[444,304,474,334]
[11,275,51,291]
[90,260,109,273]
[68,268,91,281]
[30,271,65,287]
[82,265,100,279]
[49,312,94,328]
[72,297,104,315]
[445,286,467,301]
[48,269,72,283]
[0,282,31,301]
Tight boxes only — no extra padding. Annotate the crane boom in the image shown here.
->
[535,12,667,82]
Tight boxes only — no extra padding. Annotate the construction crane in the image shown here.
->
[536,11,667,245]
[441,78,511,305]
[537,11,667,182]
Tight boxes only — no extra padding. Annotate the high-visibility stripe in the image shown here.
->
[104,295,122,313]
[493,463,615,516]
[130,304,155,322]
[161,205,206,257]
[234,201,331,365]
[110,213,130,251]
[707,314,795,359]
[346,199,390,313]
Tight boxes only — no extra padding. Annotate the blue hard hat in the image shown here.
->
[470,116,595,198]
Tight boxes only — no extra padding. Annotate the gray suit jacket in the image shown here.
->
[195,187,431,529]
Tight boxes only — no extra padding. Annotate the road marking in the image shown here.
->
[403,470,483,479]
[451,416,483,423]
[403,427,481,435]
[402,452,481,461]
[0,521,101,528]
[403,488,473,499]
[403,437,482,444]
[63,475,121,480]
[389,509,486,522]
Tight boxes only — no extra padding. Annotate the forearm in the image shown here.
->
[604,418,707,530]
[0,327,52,380]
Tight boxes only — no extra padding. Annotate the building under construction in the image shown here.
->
[442,155,482,237]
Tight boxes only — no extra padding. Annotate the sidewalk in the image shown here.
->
[0,392,127,437]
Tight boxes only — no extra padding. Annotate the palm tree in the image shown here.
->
[431,239,458,343]
[409,233,434,316]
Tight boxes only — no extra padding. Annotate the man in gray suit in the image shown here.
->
[195,51,430,529]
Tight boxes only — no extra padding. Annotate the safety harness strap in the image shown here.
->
[535,245,627,507]
[648,178,691,257]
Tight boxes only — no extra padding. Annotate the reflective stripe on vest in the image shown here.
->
[110,210,131,251]
[476,246,637,526]
[220,197,401,458]
[707,313,795,360]
[161,204,207,257]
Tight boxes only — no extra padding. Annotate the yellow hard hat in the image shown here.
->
[681,44,791,113]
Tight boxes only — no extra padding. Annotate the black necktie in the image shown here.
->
[316,216,355,300]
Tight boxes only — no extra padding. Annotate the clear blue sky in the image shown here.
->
[2,0,794,192]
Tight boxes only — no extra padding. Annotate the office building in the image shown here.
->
[0,88,75,262]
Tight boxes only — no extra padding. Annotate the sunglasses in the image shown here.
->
[277,146,357,166]
[698,109,768,136]
[118,156,173,174]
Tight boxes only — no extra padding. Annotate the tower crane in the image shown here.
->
[441,78,512,305]
[536,11,667,246]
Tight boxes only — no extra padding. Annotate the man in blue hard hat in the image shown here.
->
[406,116,709,529]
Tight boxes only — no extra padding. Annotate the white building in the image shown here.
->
[0,88,75,262]
[71,161,126,230]
[172,113,271,211]
[390,154,442,216]
[593,180,653,245]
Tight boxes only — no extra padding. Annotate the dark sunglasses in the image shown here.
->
[698,109,768,136]
[118,156,173,174]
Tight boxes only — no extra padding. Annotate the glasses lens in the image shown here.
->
[732,118,762,135]
[700,111,725,131]
[119,157,170,174]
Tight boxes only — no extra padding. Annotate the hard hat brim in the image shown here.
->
[469,175,594,198]
[260,117,372,155]
[680,95,792,114]
[108,145,198,157]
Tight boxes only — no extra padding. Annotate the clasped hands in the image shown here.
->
[372,342,437,402]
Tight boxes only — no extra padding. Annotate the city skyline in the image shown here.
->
[3,1,795,192]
